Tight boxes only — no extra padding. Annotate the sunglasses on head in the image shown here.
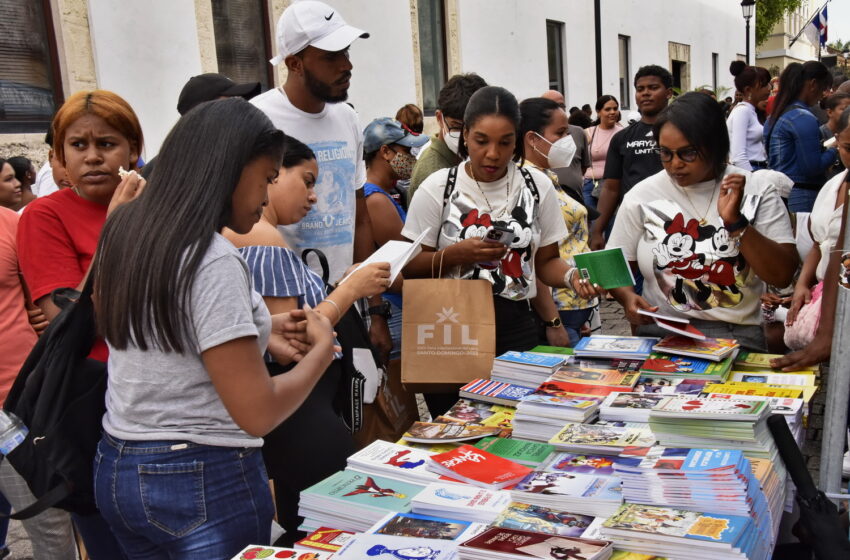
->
[656,146,700,163]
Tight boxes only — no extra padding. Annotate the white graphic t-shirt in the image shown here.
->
[251,88,366,283]
[607,165,794,326]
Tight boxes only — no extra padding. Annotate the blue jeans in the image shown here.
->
[386,298,402,361]
[559,308,593,347]
[788,187,819,213]
[94,434,274,560]
[582,178,599,210]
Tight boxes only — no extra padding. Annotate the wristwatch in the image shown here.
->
[543,316,563,328]
[368,301,392,319]
[724,214,749,234]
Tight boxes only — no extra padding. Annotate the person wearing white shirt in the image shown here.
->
[726,61,772,171]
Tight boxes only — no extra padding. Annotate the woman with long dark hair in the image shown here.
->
[764,61,838,212]
[583,95,623,209]
[93,98,338,558]
[726,61,772,171]
[402,86,600,415]
[608,92,798,350]
[223,134,390,544]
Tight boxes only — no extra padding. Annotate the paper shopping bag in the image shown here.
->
[401,278,496,392]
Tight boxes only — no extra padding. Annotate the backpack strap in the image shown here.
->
[442,165,459,207]
[518,166,540,203]
[300,248,331,290]
[3,482,72,520]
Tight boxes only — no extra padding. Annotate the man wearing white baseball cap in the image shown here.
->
[251,0,392,545]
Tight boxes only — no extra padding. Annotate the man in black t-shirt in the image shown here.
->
[590,65,673,250]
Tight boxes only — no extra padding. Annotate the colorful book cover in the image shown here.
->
[492,502,595,537]
[602,392,666,412]
[347,440,436,481]
[233,546,334,559]
[611,551,668,560]
[513,471,622,502]
[573,247,635,289]
[302,470,421,511]
[403,422,501,443]
[651,395,768,418]
[520,382,603,408]
[459,379,535,404]
[550,358,642,388]
[333,534,458,560]
[702,382,804,399]
[574,335,656,356]
[637,309,706,340]
[534,380,625,397]
[729,371,816,387]
[369,512,475,540]
[530,345,574,357]
[634,376,707,395]
[295,527,355,553]
[549,423,655,449]
[494,351,565,370]
[640,352,732,378]
[412,482,513,514]
[542,452,641,476]
[733,351,817,372]
[474,437,554,467]
[602,503,751,545]
[428,445,532,487]
[652,336,739,361]
[702,393,803,415]
[436,398,515,429]
[460,526,611,558]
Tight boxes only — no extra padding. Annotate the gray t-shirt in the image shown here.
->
[103,234,271,447]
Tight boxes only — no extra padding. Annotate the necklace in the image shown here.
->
[680,180,718,225]
[468,162,512,218]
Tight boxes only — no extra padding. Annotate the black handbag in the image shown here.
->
[301,249,383,434]
[3,279,106,519]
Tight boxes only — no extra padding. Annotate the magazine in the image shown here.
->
[652,336,739,362]
[403,422,501,443]
[492,502,595,537]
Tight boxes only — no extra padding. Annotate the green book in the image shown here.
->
[530,345,574,357]
[473,437,555,467]
[572,248,635,289]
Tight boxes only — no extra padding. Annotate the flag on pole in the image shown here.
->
[803,5,828,47]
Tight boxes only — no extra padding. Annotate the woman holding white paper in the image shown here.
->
[223,134,389,544]
[606,93,797,350]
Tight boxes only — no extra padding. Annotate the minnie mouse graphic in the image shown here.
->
[652,214,712,305]
[706,227,743,297]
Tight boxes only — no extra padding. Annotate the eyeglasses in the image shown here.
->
[656,146,700,163]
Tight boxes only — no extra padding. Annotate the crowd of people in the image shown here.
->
[1,1,849,558]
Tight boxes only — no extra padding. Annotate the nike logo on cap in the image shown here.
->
[325,11,334,20]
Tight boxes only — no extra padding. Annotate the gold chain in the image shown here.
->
[467,162,512,218]
[680,181,718,225]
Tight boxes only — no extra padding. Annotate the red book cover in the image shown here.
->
[537,379,627,397]
[295,527,355,552]
[427,445,532,489]
[460,526,610,557]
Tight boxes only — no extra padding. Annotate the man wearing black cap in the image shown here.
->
[176,73,261,115]
[252,2,392,357]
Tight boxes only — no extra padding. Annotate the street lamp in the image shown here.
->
[741,0,756,65]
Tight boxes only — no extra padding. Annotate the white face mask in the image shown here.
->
[439,113,461,155]
[534,132,576,169]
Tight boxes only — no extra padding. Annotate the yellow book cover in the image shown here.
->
[733,351,818,372]
[703,383,804,399]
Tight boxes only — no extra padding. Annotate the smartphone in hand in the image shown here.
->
[480,225,513,269]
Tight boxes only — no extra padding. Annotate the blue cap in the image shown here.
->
[363,117,429,154]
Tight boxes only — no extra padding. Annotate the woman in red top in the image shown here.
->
[17,91,144,363]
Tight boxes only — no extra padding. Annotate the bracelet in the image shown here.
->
[322,298,341,323]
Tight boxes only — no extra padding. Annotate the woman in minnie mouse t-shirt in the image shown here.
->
[607,93,798,350]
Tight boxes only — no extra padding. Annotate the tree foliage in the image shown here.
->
[756,0,805,47]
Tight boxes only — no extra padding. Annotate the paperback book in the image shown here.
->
[333,534,458,560]
[639,352,733,381]
[459,526,614,559]
[347,439,439,484]
[459,379,536,406]
[633,376,708,395]
[232,545,334,559]
[549,423,655,454]
[548,358,642,395]
[652,336,739,362]
[541,452,642,476]
[492,502,596,537]
[403,422,501,443]
[637,309,706,340]
[511,470,624,517]
[435,398,516,433]
[474,437,555,468]
[599,392,667,423]
[294,527,355,554]
[573,335,657,360]
[411,482,513,524]
[573,247,635,289]
[367,511,485,542]
[733,351,817,372]
[427,444,533,489]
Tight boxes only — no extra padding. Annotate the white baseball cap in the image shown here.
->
[270,1,369,65]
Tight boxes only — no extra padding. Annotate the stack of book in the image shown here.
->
[298,470,424,532]
[347,439,440,485]
[411,481,513,524]
[366,511,486,542]
[295,527,355,555]
[491,502,596,537]
[652,335,739,362]
[426,445,533,490]
[613,448,776,547]
[639,351,735,382]
[702,393,805,444]
[402,421,501,444]
[540,451,642,477]
[333,533,459,559]
[458,527,614,559]
[510,470,624,517]
[490,351,566,386]
[513,382,601,441]
[599,392,667,423]
[548,358,642,397]
[633,375,709,395]
[600,503,771,560]
[473,437,554,468]
[548,422,655,455]
[573,335,657,360]
[459,378,535,406]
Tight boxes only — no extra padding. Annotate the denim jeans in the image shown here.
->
[386,298,402,361]
[94,434,274,560]
[559,308,594,347]
[787,186,820,213]
[581,178,599,210]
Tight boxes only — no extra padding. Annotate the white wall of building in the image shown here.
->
[87,0,205,157]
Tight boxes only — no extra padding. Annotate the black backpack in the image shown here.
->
[3,280,106,519]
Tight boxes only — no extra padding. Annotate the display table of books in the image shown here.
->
[232,333,819,560]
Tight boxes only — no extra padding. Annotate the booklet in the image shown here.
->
[636,309,706,339]
[428,445,533,489]
[340,227,430,284]
[572,248,635,289]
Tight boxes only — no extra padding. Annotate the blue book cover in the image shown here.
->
[542,452,642,476]
[574,336,657,357]
[370,512,474,541]
[334,533,458,559]
[459,379,535,402]
[680,449,744,472]
[494,351,564,369]
[603,504,751,546]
